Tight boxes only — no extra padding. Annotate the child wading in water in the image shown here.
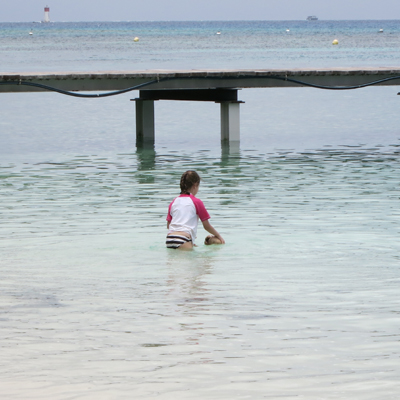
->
[166,170,225,250]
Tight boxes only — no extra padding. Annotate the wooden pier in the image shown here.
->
[1,68,400,146]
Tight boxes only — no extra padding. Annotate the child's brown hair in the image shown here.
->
[180,170,200,194]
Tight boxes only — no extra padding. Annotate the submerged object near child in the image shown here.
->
[204,235,223,245]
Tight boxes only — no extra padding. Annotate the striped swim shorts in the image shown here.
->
[166,234,192,249]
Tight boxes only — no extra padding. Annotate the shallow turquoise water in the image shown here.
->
[1,20,400,399]
[1,143,399,398]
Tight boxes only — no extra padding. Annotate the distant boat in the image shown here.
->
[307,16,318,21]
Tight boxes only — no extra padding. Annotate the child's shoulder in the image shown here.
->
[190,195,205,204]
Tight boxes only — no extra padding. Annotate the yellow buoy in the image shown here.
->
[133,37,139,42]
[332,39,339,45]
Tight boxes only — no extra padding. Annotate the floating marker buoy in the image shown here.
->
[29,31,33,35]
[133,37,139,42]
[379,29,383,33]
[216,31,221,35]
[286,29,290,32]
[332,39,339,45]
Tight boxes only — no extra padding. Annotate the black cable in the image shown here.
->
[1,75,400,98]
[269,75,400,90]
[0,79,160,98]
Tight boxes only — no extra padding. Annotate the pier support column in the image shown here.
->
[220,102,240,143]
[135,99,155,146]
[133,89,243,147]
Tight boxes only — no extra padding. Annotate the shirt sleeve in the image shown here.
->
[191,196,210,221]
[166,201,173,221]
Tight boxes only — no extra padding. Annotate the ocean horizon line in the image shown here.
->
[1,18,400,24]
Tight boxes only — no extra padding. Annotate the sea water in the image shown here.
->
[1,20,400,71]
[1,21,400,399]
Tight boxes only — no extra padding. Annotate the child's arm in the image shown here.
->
[202,220,225,244]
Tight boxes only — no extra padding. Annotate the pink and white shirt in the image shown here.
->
[167,194,210,243]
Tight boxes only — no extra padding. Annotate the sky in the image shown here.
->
[2,0,400,22]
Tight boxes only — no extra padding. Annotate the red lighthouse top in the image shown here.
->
[45,6,50,12]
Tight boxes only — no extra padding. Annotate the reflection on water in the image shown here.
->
[165,250,215,347]
[136,145,156,170]
[1,145,399,399]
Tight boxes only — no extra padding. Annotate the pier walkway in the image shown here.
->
[1,68,400,146]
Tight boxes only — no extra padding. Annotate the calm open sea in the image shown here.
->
[1,20,400,399]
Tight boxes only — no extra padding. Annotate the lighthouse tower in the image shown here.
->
[43,6,50,23]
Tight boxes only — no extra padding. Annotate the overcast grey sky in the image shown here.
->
[2,0,400,22]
